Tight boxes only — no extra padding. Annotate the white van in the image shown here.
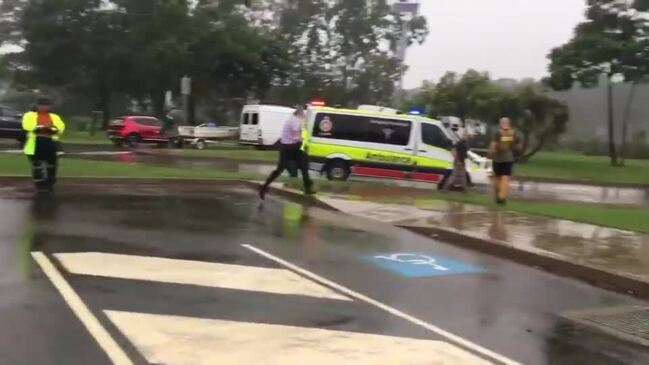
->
[305,106,491,185]
[239,105,295,148]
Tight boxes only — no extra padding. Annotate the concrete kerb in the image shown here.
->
[266,185,649,300]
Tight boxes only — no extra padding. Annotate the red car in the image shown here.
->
[108,116,168,147]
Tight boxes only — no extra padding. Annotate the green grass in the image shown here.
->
[0,154,261,179]
[61,130,111,145]
[177,148,277,162]
[518,151,649,185]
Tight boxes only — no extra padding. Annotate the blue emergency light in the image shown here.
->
[408,107,425,116]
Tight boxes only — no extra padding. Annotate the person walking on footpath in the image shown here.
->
[443,128,470,192]
[259,107,315,200]
[22,97,65,193]
[489,117,521,205]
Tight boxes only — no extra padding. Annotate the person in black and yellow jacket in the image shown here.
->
[22,97,65,193]
[488,117,522,205]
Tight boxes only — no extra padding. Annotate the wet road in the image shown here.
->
[0,183,647,364]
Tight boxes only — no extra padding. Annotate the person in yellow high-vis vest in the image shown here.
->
[22,97,65,193]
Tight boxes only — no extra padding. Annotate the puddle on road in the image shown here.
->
[69,152,276,175]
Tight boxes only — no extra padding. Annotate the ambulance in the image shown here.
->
[304,105,491,185]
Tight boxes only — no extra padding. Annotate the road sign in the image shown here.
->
[365,253,485,277]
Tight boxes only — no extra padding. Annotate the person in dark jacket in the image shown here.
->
[443,129,469,192]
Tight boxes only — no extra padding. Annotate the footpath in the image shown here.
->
[268,183,649,299]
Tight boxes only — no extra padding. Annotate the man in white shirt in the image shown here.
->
[259,107,315,200]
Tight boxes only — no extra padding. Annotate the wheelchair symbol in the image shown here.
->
[374,253,449,271]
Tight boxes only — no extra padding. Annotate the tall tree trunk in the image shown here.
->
[522,130,550,163]
[606,76,618,166]
[620,82,637,166]
[97,76,111,130]
[152,91,166,119]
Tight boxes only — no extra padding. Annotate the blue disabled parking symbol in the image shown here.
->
[365,252,485,278]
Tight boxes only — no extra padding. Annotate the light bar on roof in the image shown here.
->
[309,98,326,106]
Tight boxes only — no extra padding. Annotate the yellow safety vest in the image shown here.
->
[22,111,65,155]
[300,119,310,152]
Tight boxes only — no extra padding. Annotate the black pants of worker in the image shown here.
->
[262,143,312,193]
[28,137,58,192]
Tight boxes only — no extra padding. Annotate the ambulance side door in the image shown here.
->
[414,121,454,179]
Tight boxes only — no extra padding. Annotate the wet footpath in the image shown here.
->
[315,190,649,289]
[0,181,648,365]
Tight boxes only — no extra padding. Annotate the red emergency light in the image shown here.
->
[309,98,327,106]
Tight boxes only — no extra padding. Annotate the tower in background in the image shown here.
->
[392,0,420,91]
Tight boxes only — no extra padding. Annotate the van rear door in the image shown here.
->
[239,110,259,144]
[413,121,454,183]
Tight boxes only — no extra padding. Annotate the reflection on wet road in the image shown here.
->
[0,183,647,364]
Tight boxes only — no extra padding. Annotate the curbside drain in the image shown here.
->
[565,306,649,347]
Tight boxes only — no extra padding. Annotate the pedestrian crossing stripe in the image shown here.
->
[55,252,350,301]
[106,310,492,365]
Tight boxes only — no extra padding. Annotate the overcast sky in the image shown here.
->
[402,0,586,89]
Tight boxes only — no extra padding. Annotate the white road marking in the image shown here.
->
[106,310,491,365]
[242,244,520,365]
[55,252,350,301]
[31,252,133,365]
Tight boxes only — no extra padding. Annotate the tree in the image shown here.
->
[189,0,291,120]
[425,70,503,122]
[0,0,25,47]
[20,0,132,127]
[547,0,648,166]
[275,0,428,106]
[405,71,569,161]
[15,0,291,125]
[502,82,569,162]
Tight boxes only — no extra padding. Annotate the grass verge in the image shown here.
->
[518,151,649,185]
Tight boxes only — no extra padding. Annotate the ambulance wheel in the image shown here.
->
[326,160,350,181]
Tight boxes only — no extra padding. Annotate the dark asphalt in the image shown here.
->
[0,183,648,364]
